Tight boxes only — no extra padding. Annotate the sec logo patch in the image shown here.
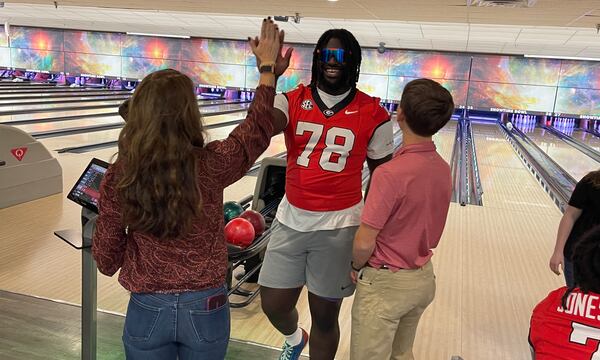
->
[301,99,313,110]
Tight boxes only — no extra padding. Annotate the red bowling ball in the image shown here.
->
[239,210,266,236]
[224,218,255,248]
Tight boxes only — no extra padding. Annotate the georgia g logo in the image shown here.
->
[301,99,313,110]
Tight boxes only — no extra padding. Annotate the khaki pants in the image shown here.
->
[350,261,435,360]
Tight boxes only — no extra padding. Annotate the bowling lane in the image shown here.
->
[0,88,127,94]
[0,90,127,99]
[472,122,557,215]
[39,128,122,150]
[571,129,600,152]
[525,127,600,181]
[0,94,129,105]
[0,99,246,124]
[37,107,251,150]
[0,99,125,113]
[433,120,458,162]
[0,82,55,86]
[15,114,123,133]
[16,109,249,134]
[85,129,286,166]
[0,96,238,113]
[201,103,249,117]
[0,103,117,123]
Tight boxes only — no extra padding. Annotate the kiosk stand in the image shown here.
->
[54,157,108,360]
[54,209,98,360]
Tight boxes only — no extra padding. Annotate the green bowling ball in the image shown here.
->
[223,201,244,223]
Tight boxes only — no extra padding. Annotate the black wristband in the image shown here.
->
[351,262,363,272]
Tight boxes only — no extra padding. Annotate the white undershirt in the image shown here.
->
[273,87,394,232]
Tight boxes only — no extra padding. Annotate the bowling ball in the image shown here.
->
[506,122,513,131]
[239,210,266,236]
[223,201,244,223]
[224,218,255,247]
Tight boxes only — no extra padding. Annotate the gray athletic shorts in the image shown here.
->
[258,219,358,298]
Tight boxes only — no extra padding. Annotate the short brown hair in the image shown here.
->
[582,169,600,189]
[400,79,454,137]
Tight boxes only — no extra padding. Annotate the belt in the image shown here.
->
[366,263,390,270]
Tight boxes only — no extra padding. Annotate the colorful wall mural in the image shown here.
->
[3,25,600,117]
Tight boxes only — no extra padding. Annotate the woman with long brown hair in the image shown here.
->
[550,169,600,287]
[92,19,290,360]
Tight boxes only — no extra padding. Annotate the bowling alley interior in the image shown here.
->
[1,0,600,359]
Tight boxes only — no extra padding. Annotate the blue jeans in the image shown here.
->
[122,285,230,360]
[564,258,575,288]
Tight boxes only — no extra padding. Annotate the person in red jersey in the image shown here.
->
[530,225,600,359]
[257,29,394,360]
[92,19,285,360]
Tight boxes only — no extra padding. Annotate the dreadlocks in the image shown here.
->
[310,29,362,89]
[561,225,600,308]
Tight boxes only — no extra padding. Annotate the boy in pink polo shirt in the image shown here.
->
[349,78,454,360]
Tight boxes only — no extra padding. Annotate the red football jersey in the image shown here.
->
[530,287,600,359]
[283,84,390,211]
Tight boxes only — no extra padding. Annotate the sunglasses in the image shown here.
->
[319,48,349,64]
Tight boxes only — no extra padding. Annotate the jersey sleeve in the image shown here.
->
[367,105,393,160]
[274,93,289,126]
[368,120,394,160]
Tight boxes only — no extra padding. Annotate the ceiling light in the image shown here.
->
[126,32,190,39]
[524,54,600,62]
[468,0,537,7]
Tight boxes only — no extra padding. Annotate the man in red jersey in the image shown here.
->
[256,29,394,360]
[530,225,600,359]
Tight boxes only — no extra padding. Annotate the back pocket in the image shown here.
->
[189,302,230,343]
[124,295,161,341]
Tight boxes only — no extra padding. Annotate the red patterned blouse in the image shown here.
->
[92,85,275,293]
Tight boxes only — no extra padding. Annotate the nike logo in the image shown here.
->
[345,110,358,115]
[341,283,355,290]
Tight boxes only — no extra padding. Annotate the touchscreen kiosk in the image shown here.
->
[67,158,109,214]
